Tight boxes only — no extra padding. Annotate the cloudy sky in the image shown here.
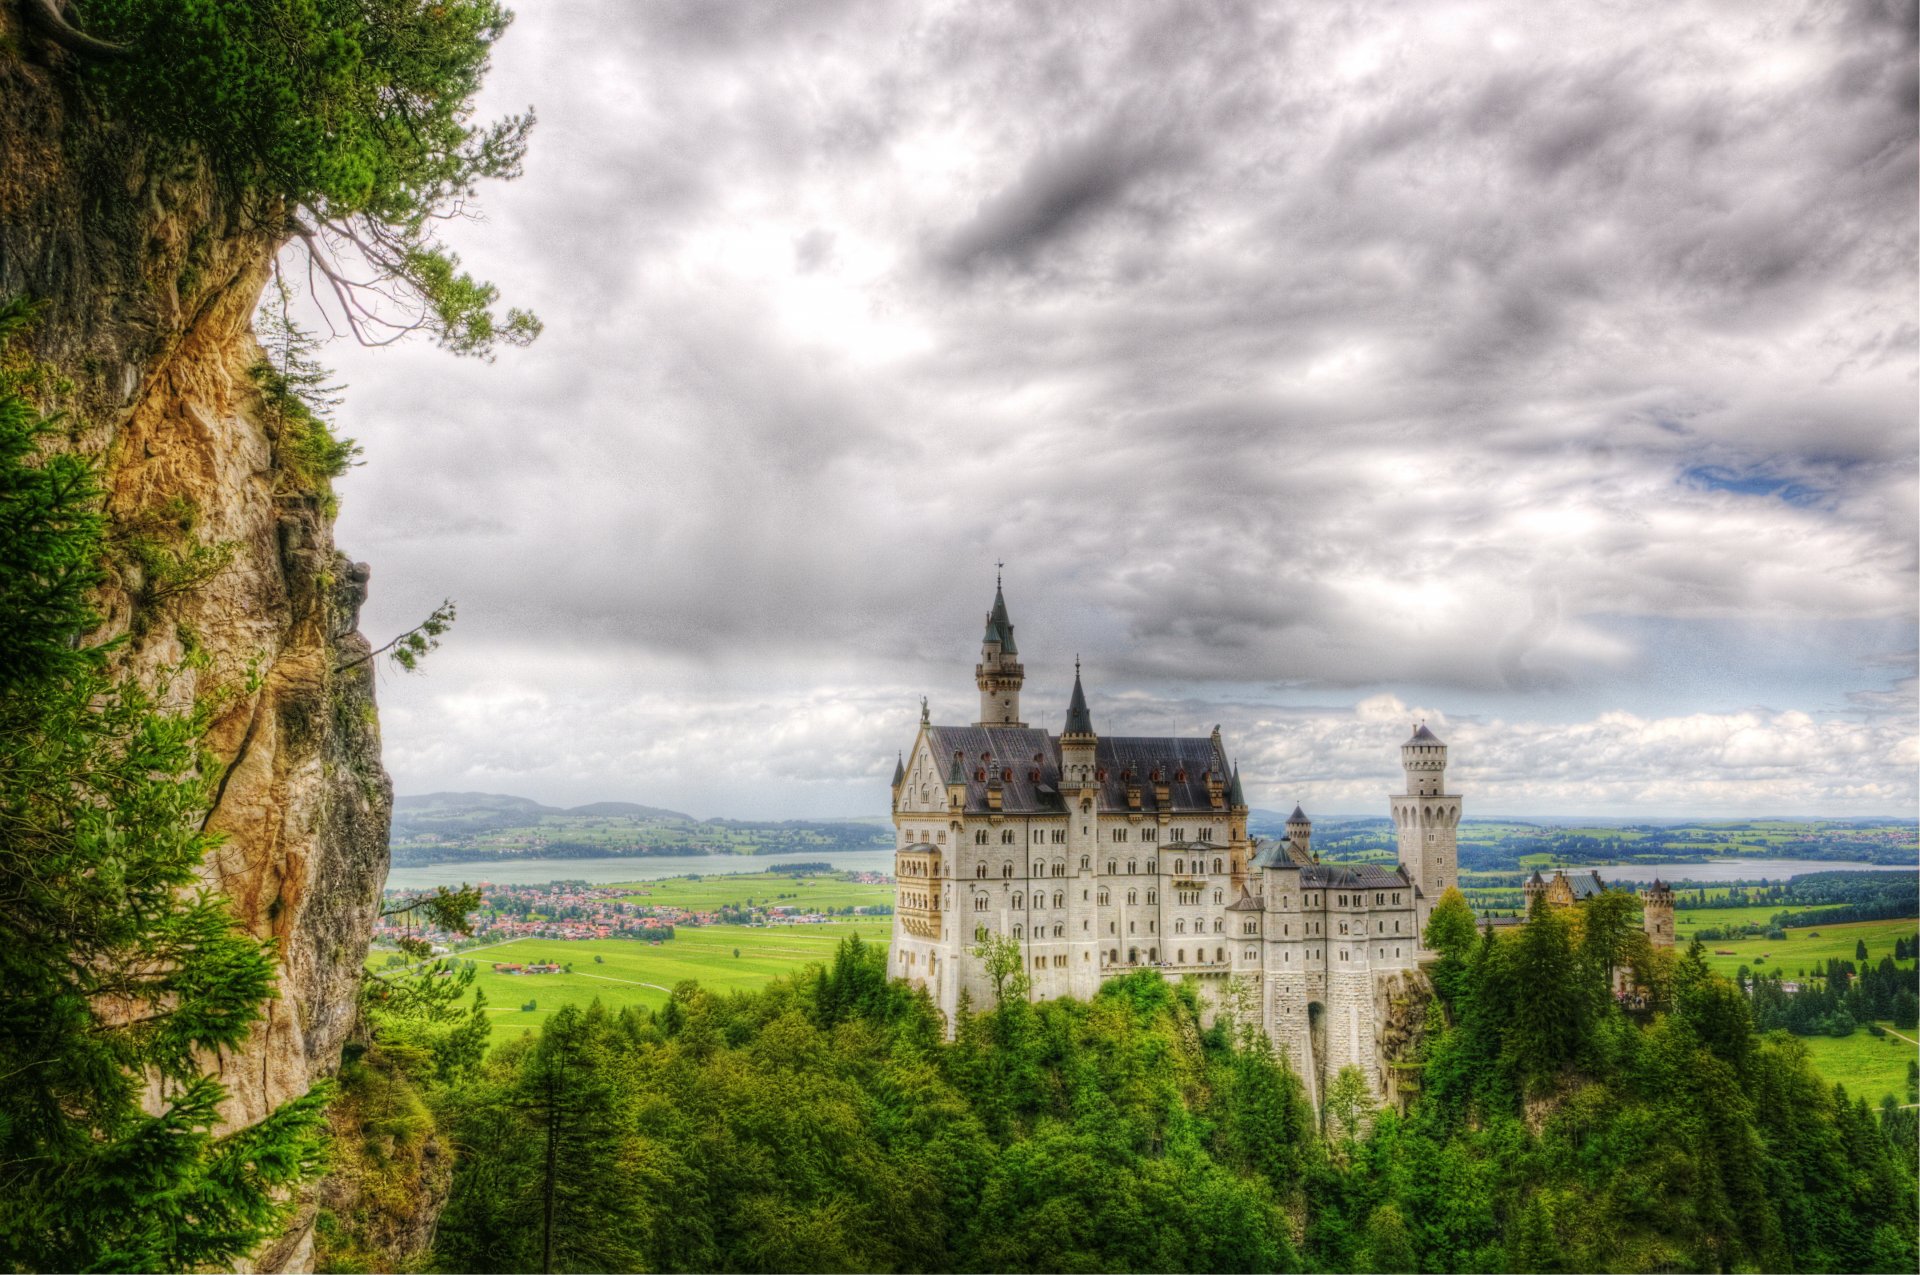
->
[312,0,1916,820]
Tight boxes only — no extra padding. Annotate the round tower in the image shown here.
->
[1285,804,1314,865]
[1522,869,1546,915]
[1643,879,1675,947]
[1391,722,1461,937]
[974,574,1025,727]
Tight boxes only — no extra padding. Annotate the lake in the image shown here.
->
[385,852,1911,892]
[384,848,894,891]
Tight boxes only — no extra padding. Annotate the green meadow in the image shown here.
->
[610,871,895,913]
[430,922,894,1033]
[1791,1029,1919,1110]
[1682,917,1917,980]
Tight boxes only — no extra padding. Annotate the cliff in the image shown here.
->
[1,17,392,1271]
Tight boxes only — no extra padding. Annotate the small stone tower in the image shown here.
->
[1522,869,1546,914]
[1643,879,1675,947]
[1227,764,1251,885]
[1284,804,1314,865]
[974,576,1025,726]
[1393,722,1460,936]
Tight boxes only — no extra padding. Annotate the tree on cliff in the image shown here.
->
[0,300,328,1270]
[40,0,541,357]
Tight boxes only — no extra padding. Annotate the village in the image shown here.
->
[371,871,897,956]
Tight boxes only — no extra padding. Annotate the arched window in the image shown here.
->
[1080,855,1089,870]
[976,863,986,878]
[1146,860,1156,873]
[1147,890,1157,904]
[1002,829,1015,844]
[973,896,987,911]
[1013,924,1023,938]
[975,829,987,844]
[1107,859,1117,874]
[1175,920,1186,933]
[1052,891,1064,909]
[1175,858,1185,874]
[1214,918,1224,932]
[1127,890,1138,905]
[1213,857,1222,874]
[1216,947,1225,963]
[1002,861,1013,878]
[1127,859,1137,874]
[1128,947,1138,963]
[1098,889,1109,905]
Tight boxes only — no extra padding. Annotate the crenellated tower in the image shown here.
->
[1643,879,1675,947]
[974,576,1025,726]
[1392,722,1460,936]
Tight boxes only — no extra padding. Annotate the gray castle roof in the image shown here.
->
[1300,862,1411,890]
[1406,723,1443,745]
[923,724,1226,815]
[981,583,1018,654]
[1063,667,1093,735]
[891,754,905,787]
[1287,804,1308,823]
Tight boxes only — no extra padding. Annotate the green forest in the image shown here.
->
[322,892,1920,1274]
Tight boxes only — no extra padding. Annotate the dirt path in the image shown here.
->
[577,971,673,993]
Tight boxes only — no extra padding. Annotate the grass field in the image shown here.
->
[1790,1028,1918,1109]
[1671,903,1845,935]
[610,871,894,913]
[1684,918,1917,979]
[435,923,893,1033]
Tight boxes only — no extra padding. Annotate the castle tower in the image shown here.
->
[1284,805,1314,865]
[1061,663,1101,995]
[1643,879,1675,947]
[1392,723,1460,936]
[974,576,1025,726]
[1522,869,1546,915]
[1227,764,1251,886]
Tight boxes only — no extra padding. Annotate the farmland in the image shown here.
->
[611,871,895,914]
[393,923,893,1033]
[1682,917,1917,980]
[1792,1029,1919,1110]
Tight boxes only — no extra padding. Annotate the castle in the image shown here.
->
[888,582,1460,1105]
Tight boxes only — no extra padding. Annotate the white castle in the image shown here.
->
[889,581,1460,1105]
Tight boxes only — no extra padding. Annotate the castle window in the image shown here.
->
[1003,862,1014,878]
[1098,890,1109,905]
[1128,947,1138,963]
[1216,947,1224,962]
[1127,890,1137,905]
[1080,855,1089,870]
[1053,924,1063,938]
[1245,948,1256,960]
[1146,860,1156,873]
[1129,921,1135,933]
[1143,828,1157,842]
[1032,829,1042,843]
[1052,892,1064,909]
[1178,949,1186,963]
[1339,922,1349,935]
[1111,828,1125,842]
[1171,827,1184,841]
[1213,919,1223,933]
[1033,860,1043,875]
[973,896,987,911]
[1376,893,1384,905]
[1213,890,1223,905]
[1002,830,1015,844]
[976,863,986,878]
[975,830,987,844]
[1213,858,1222,874]
[1147,890,1157,905]
[1127,859,1137,874]
[1176,920,1185,934]
[1149,947,1158,962]
[920,831,929,843]
[1013,924,1023,938]
[1107,860,1117,874]
[1082,919,1089,931]
[1149,921,1156,933]
[1109,921,1116,933]
[1175,859,1185,874]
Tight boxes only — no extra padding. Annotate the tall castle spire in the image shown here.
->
[974,571,1025,726]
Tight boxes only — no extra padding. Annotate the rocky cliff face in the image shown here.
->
[1,20,392,1272]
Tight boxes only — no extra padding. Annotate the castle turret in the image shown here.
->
[1393,722,1460,937]
[946,750,967,813]
[974,575,1025,726]
[1227,764,1251,885]
[1523,869,1546,914]
[1643,879,1675,947]
[1285,804,1314,866]
[890,753,905,809]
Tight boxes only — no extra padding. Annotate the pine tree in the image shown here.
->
[0,299,327,1270]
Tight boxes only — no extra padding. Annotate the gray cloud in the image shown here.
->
[312,0,1916,815]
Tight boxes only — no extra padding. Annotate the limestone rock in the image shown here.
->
[2,17,393,1271]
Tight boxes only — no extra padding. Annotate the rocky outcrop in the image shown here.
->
[1374,969,1433,1112]
[1,16,392,1270]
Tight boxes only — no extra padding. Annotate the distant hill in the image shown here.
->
[388,792,889,867]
